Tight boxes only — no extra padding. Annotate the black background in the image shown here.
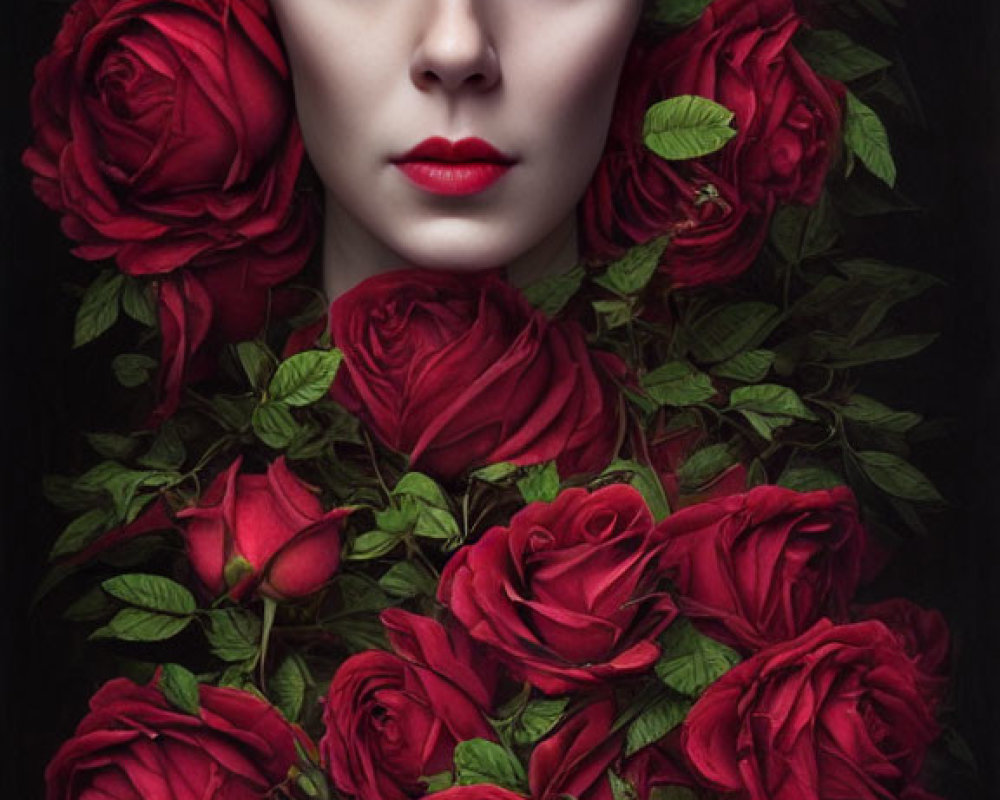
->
[2,0,999,797]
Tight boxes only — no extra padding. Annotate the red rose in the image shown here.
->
[330,269,624,481]
[321,609,497,800]
[622,733,698,800]
[582,0,843,286]
[856,598,951,700]
[426,789,527,800]
[438,485,678,695]
[45,676,307,800]
[23,0,314,279]
[528,699,622,800]
[682,620,941,800]
[177,456,350,600]
[660,485,866,652]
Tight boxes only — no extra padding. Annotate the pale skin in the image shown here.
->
[270,0,645,298]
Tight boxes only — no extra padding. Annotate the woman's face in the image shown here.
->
[271,0,644,281]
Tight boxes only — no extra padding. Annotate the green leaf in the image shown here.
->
[738,410,795,442]
[422,772,456,793]
[643,95,738,160]
[236,341,275,389]
[840,394,921,432]
[86,433,138,460]
[212,395,256,431]
[710,350,775,383]
[655,619,741,696]
[609,771,639,800]
[91,607,193,642]
[825,333,937,368]
[102,573,196,615]
[625,694,691,756]
[689,303,781,363]
[522,266,585,317]
[74,270,124,348]
[138,422,186,471]
[511,698,570,747]
[843,91,896,187]
[271,653,309,723]
[729,384,818,421]
[676,444,736,491]
[121,277,157,327]
[594,238,668,296]
[642,361,716,407]
[855,451,944,503]
[601,459,671,521]
[647,0,714,27]
[393,472,450,509]
[345,529,405,561]
[453,739,527,792]
[269,350,344,407]
[158,663,201,715]
[379,561,438,599]
[112,354,158,388]
[769,194,839,265]
[64,585,118,622]
[592,298,634,329]
[204,608,261,662]
[778,465,846,491]
[74,461,178,521]
[650,788,699,800]
[517,462,560,504]
[252,402,300,449]
[471,462,521,485]
[412,504,462,541]
[50,508,110,560]
[796,29,892,82]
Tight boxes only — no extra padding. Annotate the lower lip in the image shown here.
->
[394,161,512,196]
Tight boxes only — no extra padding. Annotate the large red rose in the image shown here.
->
[682,620,941,800]
[320,609,498,800]
[177,456,351,600]
[438,485,678,695]
[23,0,314,279]
[660,485,866,652]
[528,699,622,800]
[45,676,308,800]
[329,269,624,481]
[582,0,844,286]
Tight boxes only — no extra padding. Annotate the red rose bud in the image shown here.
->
[682,620,941,800]
[330,269,624,481]
[177,456,350,600]
[660,485,866,653]
[438,485,678,695]
[321,610,498,800]
[23,0,314,279]
[45,677,309,800]
[581,0,844,286]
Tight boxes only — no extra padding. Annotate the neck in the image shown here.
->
[321,194,579,299]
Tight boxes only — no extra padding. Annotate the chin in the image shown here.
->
[385,222,539,273]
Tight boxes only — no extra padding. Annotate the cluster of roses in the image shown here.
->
[45,265,951,800]
[47,476,950,800]
[23,0,846,418]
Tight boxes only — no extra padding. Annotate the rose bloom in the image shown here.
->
[528,699,622,800]
[856,597,951,701]
[582,0,844,286]
[682,620,941,800]
[329,269,624,481]
[23,0,313,279]
[661,485,866,652]
[177,456,350,600]
[438,484,678,695]
[321,609,497,800]
[45,676,307,800]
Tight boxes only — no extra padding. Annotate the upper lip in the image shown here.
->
[392,136,516,164]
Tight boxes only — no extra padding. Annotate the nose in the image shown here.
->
[410,0,500,94]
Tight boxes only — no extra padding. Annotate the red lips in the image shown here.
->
[392,137,515,196]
